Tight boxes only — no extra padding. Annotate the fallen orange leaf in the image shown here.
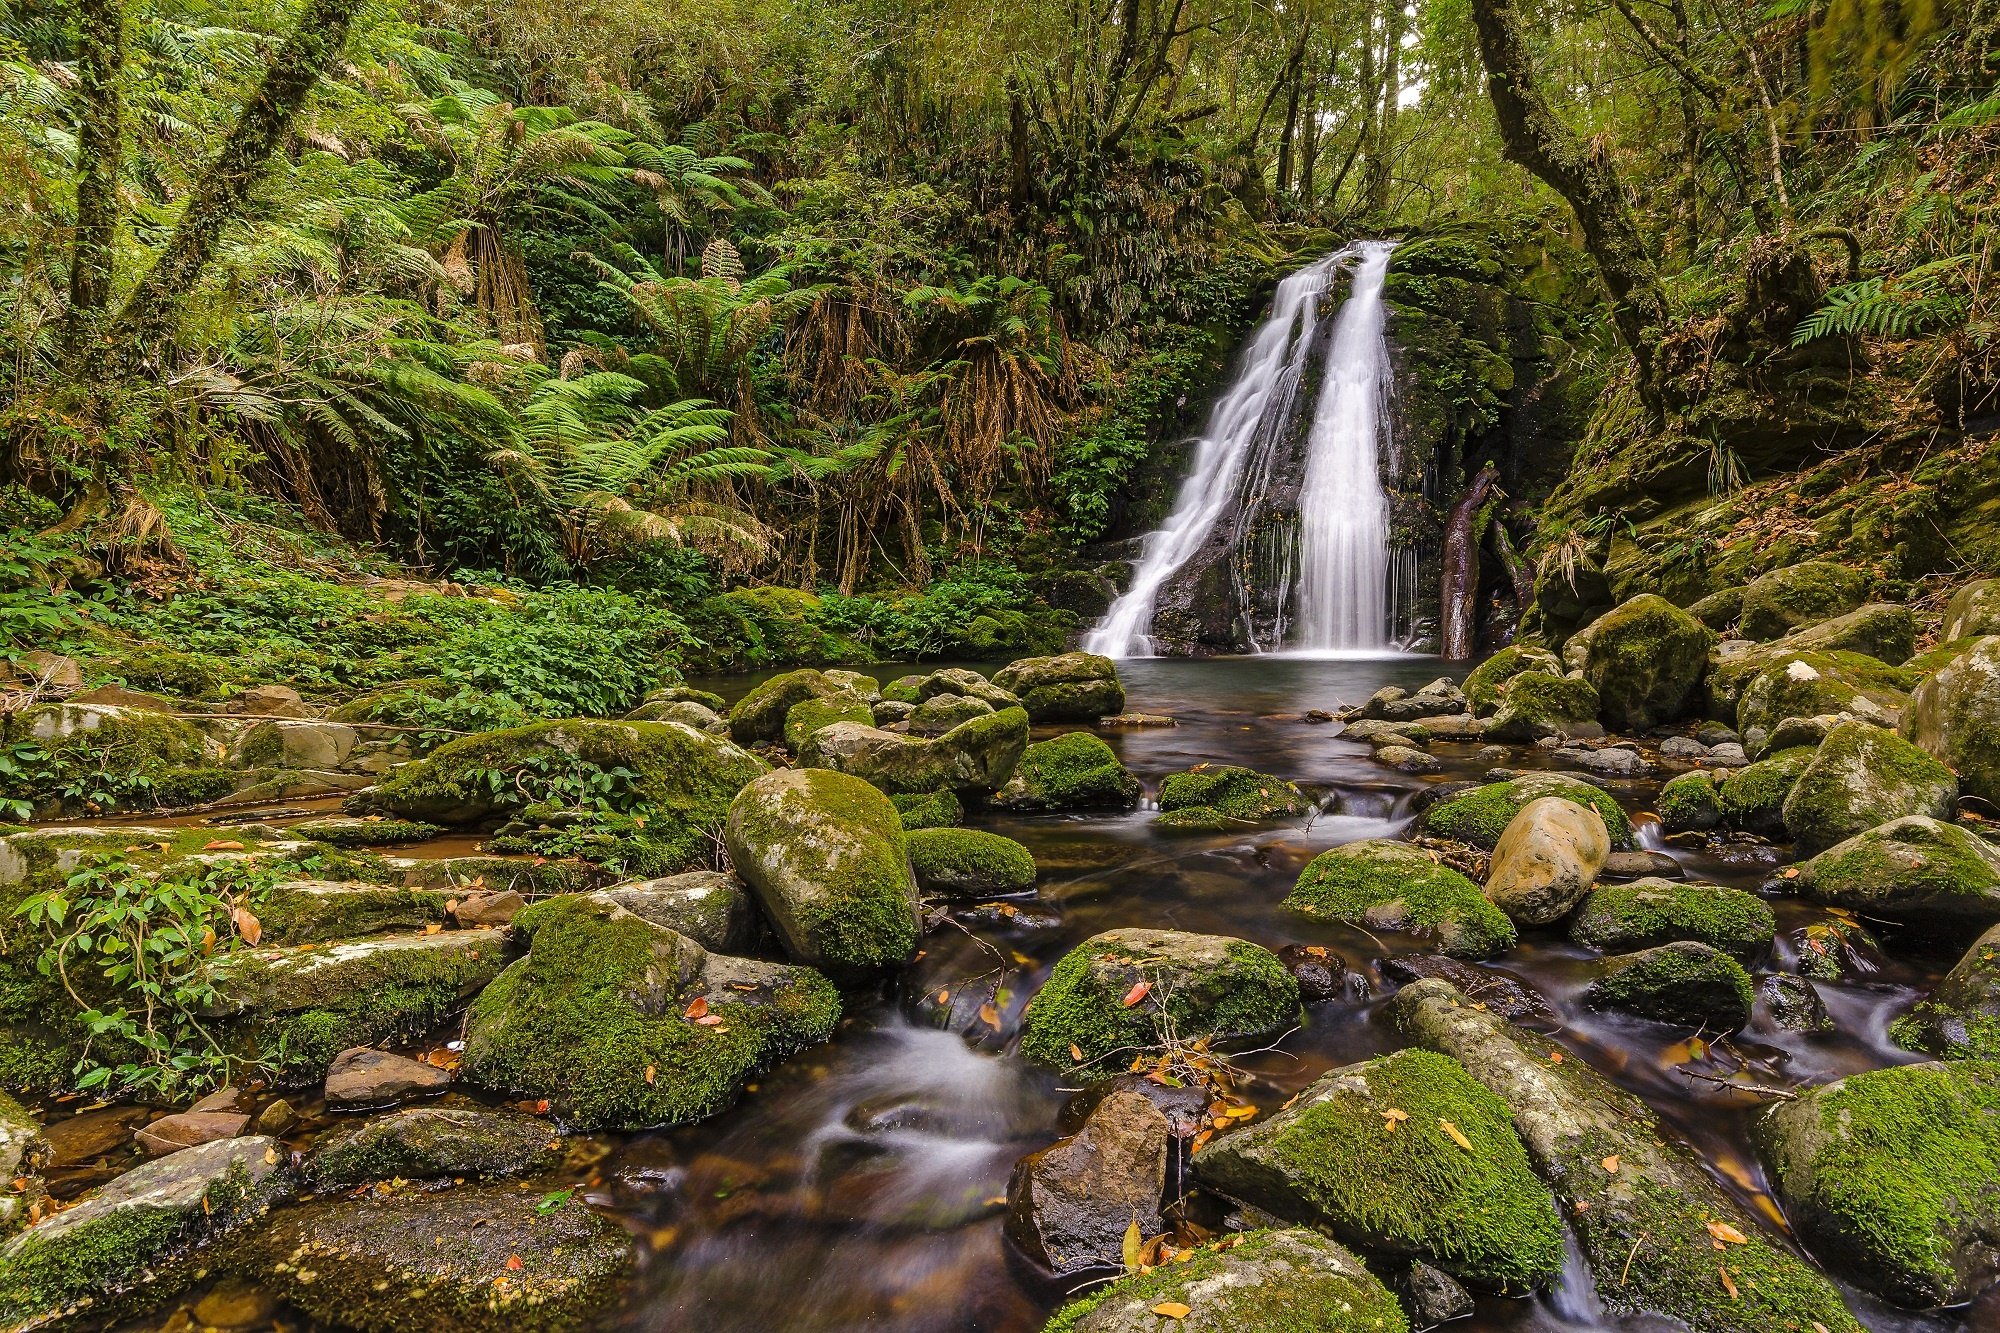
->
[1121,980,1152,1007]
[1151,1303,1191,1319]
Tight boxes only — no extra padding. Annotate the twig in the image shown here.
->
[1676,1068,1800,1101]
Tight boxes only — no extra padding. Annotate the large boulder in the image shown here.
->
[1943,580,2000,641]
[1483,671,1602,743]
[905,827,1036,897]
[1781,720,1957,856]
[1483,797,1611,927]
[782,689,875,751]
[232,1183,632,1333]
[1795,816,2000,930]
[1713,745,1815,838]
[308,1107,559,1185]
[1891,922,2000,1060]
[1154,765,1309,830]
[1284,839,1515,959]
[727,668,842,744]
[1584,941,1755,1030]
[797,707,1029,794]
[1005,1089,1167,1276]
[1657,770,1722,832]
[1785,603,1918,664]
[1392,979,1862,1333]
[1738,561,1870,641]
[991,653,1125,722]
[1019,928,1299,1069]
[1461,645,1563,716]
[906,692,994,738]
[1581,594,1713,731]
[3,702,221,816]
[1907,635,2000,807]
[1755,1059,2000,1308]
[994,732,1142,812]
[1569,879,1775,962]
[914,667,1018,707]
[1735,653,1904,737]
[1040,1228,1407,1333]
[1419,772,1631,850]
[591,870,762,954]
[723,769,921,974]
[350,720,766,874]
[1193,1049,1562,1292]
[460,894,839,1129]
[0,1136,294,1328]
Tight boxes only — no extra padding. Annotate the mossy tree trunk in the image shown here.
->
[59,0,126,362]
[1469,0,1669,408]
[1441,463,1501,660]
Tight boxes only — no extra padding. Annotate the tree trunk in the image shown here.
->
[1440,464,1501,661]
[1356,26,1378,210]
[60,0,126,359]
[1365,0,1403,214]
[116,0,367,346]
[1469,0,1669,402]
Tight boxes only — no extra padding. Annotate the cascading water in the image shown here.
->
[1085,240,1402,658]
[1291,239,1397,653]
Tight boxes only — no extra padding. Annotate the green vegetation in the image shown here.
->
[904,828,1037,898]
[1285,838,1515,958]
[997,732,1142,811]
[1569,880,1775,962]
[1156,765,1310,829]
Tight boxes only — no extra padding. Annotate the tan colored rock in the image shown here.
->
[1484,797,1611,926]
[135,1111,250,1157]
[1004,1090,1167,1275]
[323,1047,450,1107]
[453,889,526,927]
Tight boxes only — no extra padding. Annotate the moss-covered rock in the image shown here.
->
[1155,765,1309,830]
[1581,594,1714,731]
[914,667,1018,707]
[994,732,1142,811]
[2,703,217,816]
[0,1136,293,1329]
[205,930,508,1083]
[1735,653,1905,736]
[1284,839,1515,958]
[1020,928,1299,1069]
[289,816,440,847]
[889,788,962,830]
[591,871,761,954]
[991,653,1125,722]
[1420,772,1631,850]
[798,707,1029,794]
[308,1107,559,1185]
[727,668,842,744]
[1738,561,1870,641]
[905,827,1036,898]
[723,768,920,974]
[0,1095,46,1241]
[1942,580,2000,641]
[1796,815,2000,930]
[1687,585,1747,631]
[232,1183,631,1333]
[782,689,876,751]
[1461,644,1563,715]
[1657,770,1722,832]
[1906,635,2000,808]
[1193,1049,1562,1292]
[1585,941,1756,1029]
[1781,721,1957,856]
[351,720,766,877]
[460,894,839,1129]
[1754,1059,2000,1307]
[1891,922,2000,1061]
[1569,879,1775,962]
[255,880,452,942]
[1041,1228,1407,1333]
[906,692,994,738]
[1708,644,1912,723]
[1785,603,1918,665]
[1496,668,1600,740]
[1393,978,1863,1333]
[1714,745,1816,838]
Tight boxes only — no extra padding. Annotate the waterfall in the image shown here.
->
[1291,239,1397,653]
[1085,241,1400,658]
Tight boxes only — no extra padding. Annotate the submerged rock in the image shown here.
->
[1284,839,1515,958]
[1393,978,1862,1332]
[236,1184,632,1333]
[1761,974,1835,1033]
[1193,1048,1562,1292]
[994,732,1142,812]
[1379,955,1555,1025]
[1581,594,1713,731]
[1795,815,2000,930]
[1483,797,1611,927]
[460,894,839,1130]
[1019,928,1299,1069]
[1781,720,1956,857]
[1755,1059,2000,1307]
[1039,1228,1408,1333]
[1419,772,1631,850]
[905,827,1037,897]
[1585,941,1756,1030]
[1005,1089,1167,1276]
[1892,922,2000,1059]
[992,653,1125,722]
[1155,765,1309,829]
[1906,635,2000,808]
[724,768,921,974]
[308,1107,558,1185]
[1568,879,1775,963]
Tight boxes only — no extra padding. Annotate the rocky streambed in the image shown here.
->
[2,580,1999,1333]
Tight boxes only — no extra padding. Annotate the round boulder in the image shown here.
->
[1483,797,1612,926]
[991,653,1126,722]
[1907,635,2000,808]
[1580,594,1714,731]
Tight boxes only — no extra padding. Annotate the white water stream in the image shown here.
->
[1085,241,1401,658]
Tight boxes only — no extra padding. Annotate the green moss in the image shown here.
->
[2,705,215,815]
[1421,774,1632,849]
[727,668,839,744]
[1041,1228,1409,1333]
[1715,746,1815,837]
[1156,765,1309,825]
[1002,732,1140,810]
[1195,1049,1563,1292]
[905,827,1036,897]
[1782,721,1957,855]
[1020,931,1299,1069]
[308,1108,558,1185]
[1461,644,1563,714]
[1485,671,1601,742]
[783,690,875,751]
[1657,770,1722,832]
[1756,1060,2000,1307]
[151,766,238,808]
[1799,816,2000,923]
[289,817,441,847]
[1586,941,1755,1028]
[1284,839,1515,958]
[1738,561,1870,640]
[1734,651,1908,735]
[1569,881,1775,962]
[461,895,840,1129]
[1580,594,1714,730]
[254,882,451,943]
[889,788,962,829]
[97,647,234,700]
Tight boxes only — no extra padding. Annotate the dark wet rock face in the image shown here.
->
[324,1047,451,1107]
[1378,955,1555,1026]
[1005,1089,1168,1276]
[1892,922,2000,1059]
[1276,943,1349,1002]
[308,1107,560,1185]
[1585,941,1756,1030]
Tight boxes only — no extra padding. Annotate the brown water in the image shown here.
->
[597,655,1992,1333]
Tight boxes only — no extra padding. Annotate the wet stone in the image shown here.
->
[323,1047,451,1107]
[1277,943,1349,1003]
[1378,954,1555,1026]
[1004,1089,1168,1276]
